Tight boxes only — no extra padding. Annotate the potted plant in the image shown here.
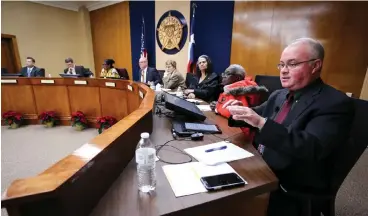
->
[96,116,117,134]
[39,111,58,128]
[2,111,24,129]
[71,111,88,131]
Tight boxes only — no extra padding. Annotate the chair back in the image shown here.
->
[254,75,283,103]
[330,98,368,194]
[39,68,45,77]
[116,68,129,80]
[158,70,165,80]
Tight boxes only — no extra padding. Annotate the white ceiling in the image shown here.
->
[32,1,123,12]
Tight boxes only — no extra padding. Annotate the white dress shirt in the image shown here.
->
[140,67,147,83]
[68,66,76,75]
[27,67,34,77]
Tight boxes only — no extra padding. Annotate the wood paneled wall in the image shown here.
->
[90,2,132,79]
[231,1,368,97]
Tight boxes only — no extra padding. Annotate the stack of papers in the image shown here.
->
[184,141,254,165]
[162,162,246,197]
[196,105,212,111]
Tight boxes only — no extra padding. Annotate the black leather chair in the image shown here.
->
[158,70,165,81]
[286,98,368,216]
[39,68,45,77]
[254,75,283,103]
[116,68,129,80]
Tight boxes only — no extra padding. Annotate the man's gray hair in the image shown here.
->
[289,38,325,61]
[225,64,246,79]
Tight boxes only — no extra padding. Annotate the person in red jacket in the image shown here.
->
[210,64,268,140]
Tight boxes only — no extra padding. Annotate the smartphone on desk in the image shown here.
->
[200,173,245,191]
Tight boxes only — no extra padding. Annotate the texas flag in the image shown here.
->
[187,6,196,73]
[140,16,147,58]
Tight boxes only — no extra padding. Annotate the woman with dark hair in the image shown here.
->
[184,55,220,102]
[100,59,120,78]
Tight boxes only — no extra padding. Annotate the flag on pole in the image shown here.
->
[187,4,196,73]
[140,16,147,58]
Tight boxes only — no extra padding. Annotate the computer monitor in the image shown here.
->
[1,73,22,77]
[59,74,83,78]
[164,92,206,121]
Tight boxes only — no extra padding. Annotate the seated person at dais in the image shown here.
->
[211,64,268,140]
[184,55,220,102]
[139,57,162,86]
[100,59,120,79]
[162,60,186,90]
[20,57,44,77]
[64,57,86,76]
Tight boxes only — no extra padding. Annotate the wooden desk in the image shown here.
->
[1,80,278,216]
[90,108,278,216]
[1,77,143,126]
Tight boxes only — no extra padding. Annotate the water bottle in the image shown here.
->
[136,132,156,193]
[48,74,52,78]
[177,86,183,98]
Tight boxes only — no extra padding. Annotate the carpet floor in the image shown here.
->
[1,125,367,215]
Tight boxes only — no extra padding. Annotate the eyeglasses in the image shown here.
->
[221,72,235,78]
[277,59,317,70]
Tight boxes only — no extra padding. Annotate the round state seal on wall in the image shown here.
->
[156,10,188,55]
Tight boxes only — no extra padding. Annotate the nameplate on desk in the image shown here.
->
[41,80,55,84]
[1,79,17,84]
[105,82,115,87]
[139,91,144,99]
[127,85,133,91]
[74,80,87,85]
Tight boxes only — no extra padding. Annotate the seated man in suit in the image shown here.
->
[139,57,162,86]
[224,38,354,216]
[20,57,44,77]
[64,57,86,76]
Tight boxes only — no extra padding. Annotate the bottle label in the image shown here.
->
[136,148,156,165]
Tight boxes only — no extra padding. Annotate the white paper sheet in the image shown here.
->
[196,105,212,111]
[162,162,242,197]
[184,141,254,166]
[186,99,203,103]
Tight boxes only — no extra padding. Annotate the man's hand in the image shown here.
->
[184,89,194,95]
[187,93,196,99]
[227,105,266,130]
[222,99,243,109]
[210,101,217,111]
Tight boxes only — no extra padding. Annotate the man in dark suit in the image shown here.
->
[64,57,86,76]
[224,38,354,216]
[20,57,44,77]
[139,57,162,85]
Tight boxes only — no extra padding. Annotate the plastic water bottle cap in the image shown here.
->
[141,132,150,139]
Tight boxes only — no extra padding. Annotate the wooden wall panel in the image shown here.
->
[90,2,133,80]
[99,88,128,120]
[231,1,368,97]
[33,86,70,119]
[1,85,37,119]
[68,86,102,121]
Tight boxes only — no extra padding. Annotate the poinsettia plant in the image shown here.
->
[71,111,88,129]
[96,116,117,134]
[39,111,59,127]
[2,111,24,128]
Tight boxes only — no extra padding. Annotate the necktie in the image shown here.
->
[258,93,294,154]
[141,70,144,83]
[27,68,31,77]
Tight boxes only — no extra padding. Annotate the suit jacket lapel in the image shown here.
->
[271,90,288,120]
[283,84,322,126]
[30,67,36,76]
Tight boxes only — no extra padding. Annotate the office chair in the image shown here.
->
[286,98,368,216]
[254,75,283,103]
[158,70,165,81]
[39,68,45,77]
[116,68,129,80]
